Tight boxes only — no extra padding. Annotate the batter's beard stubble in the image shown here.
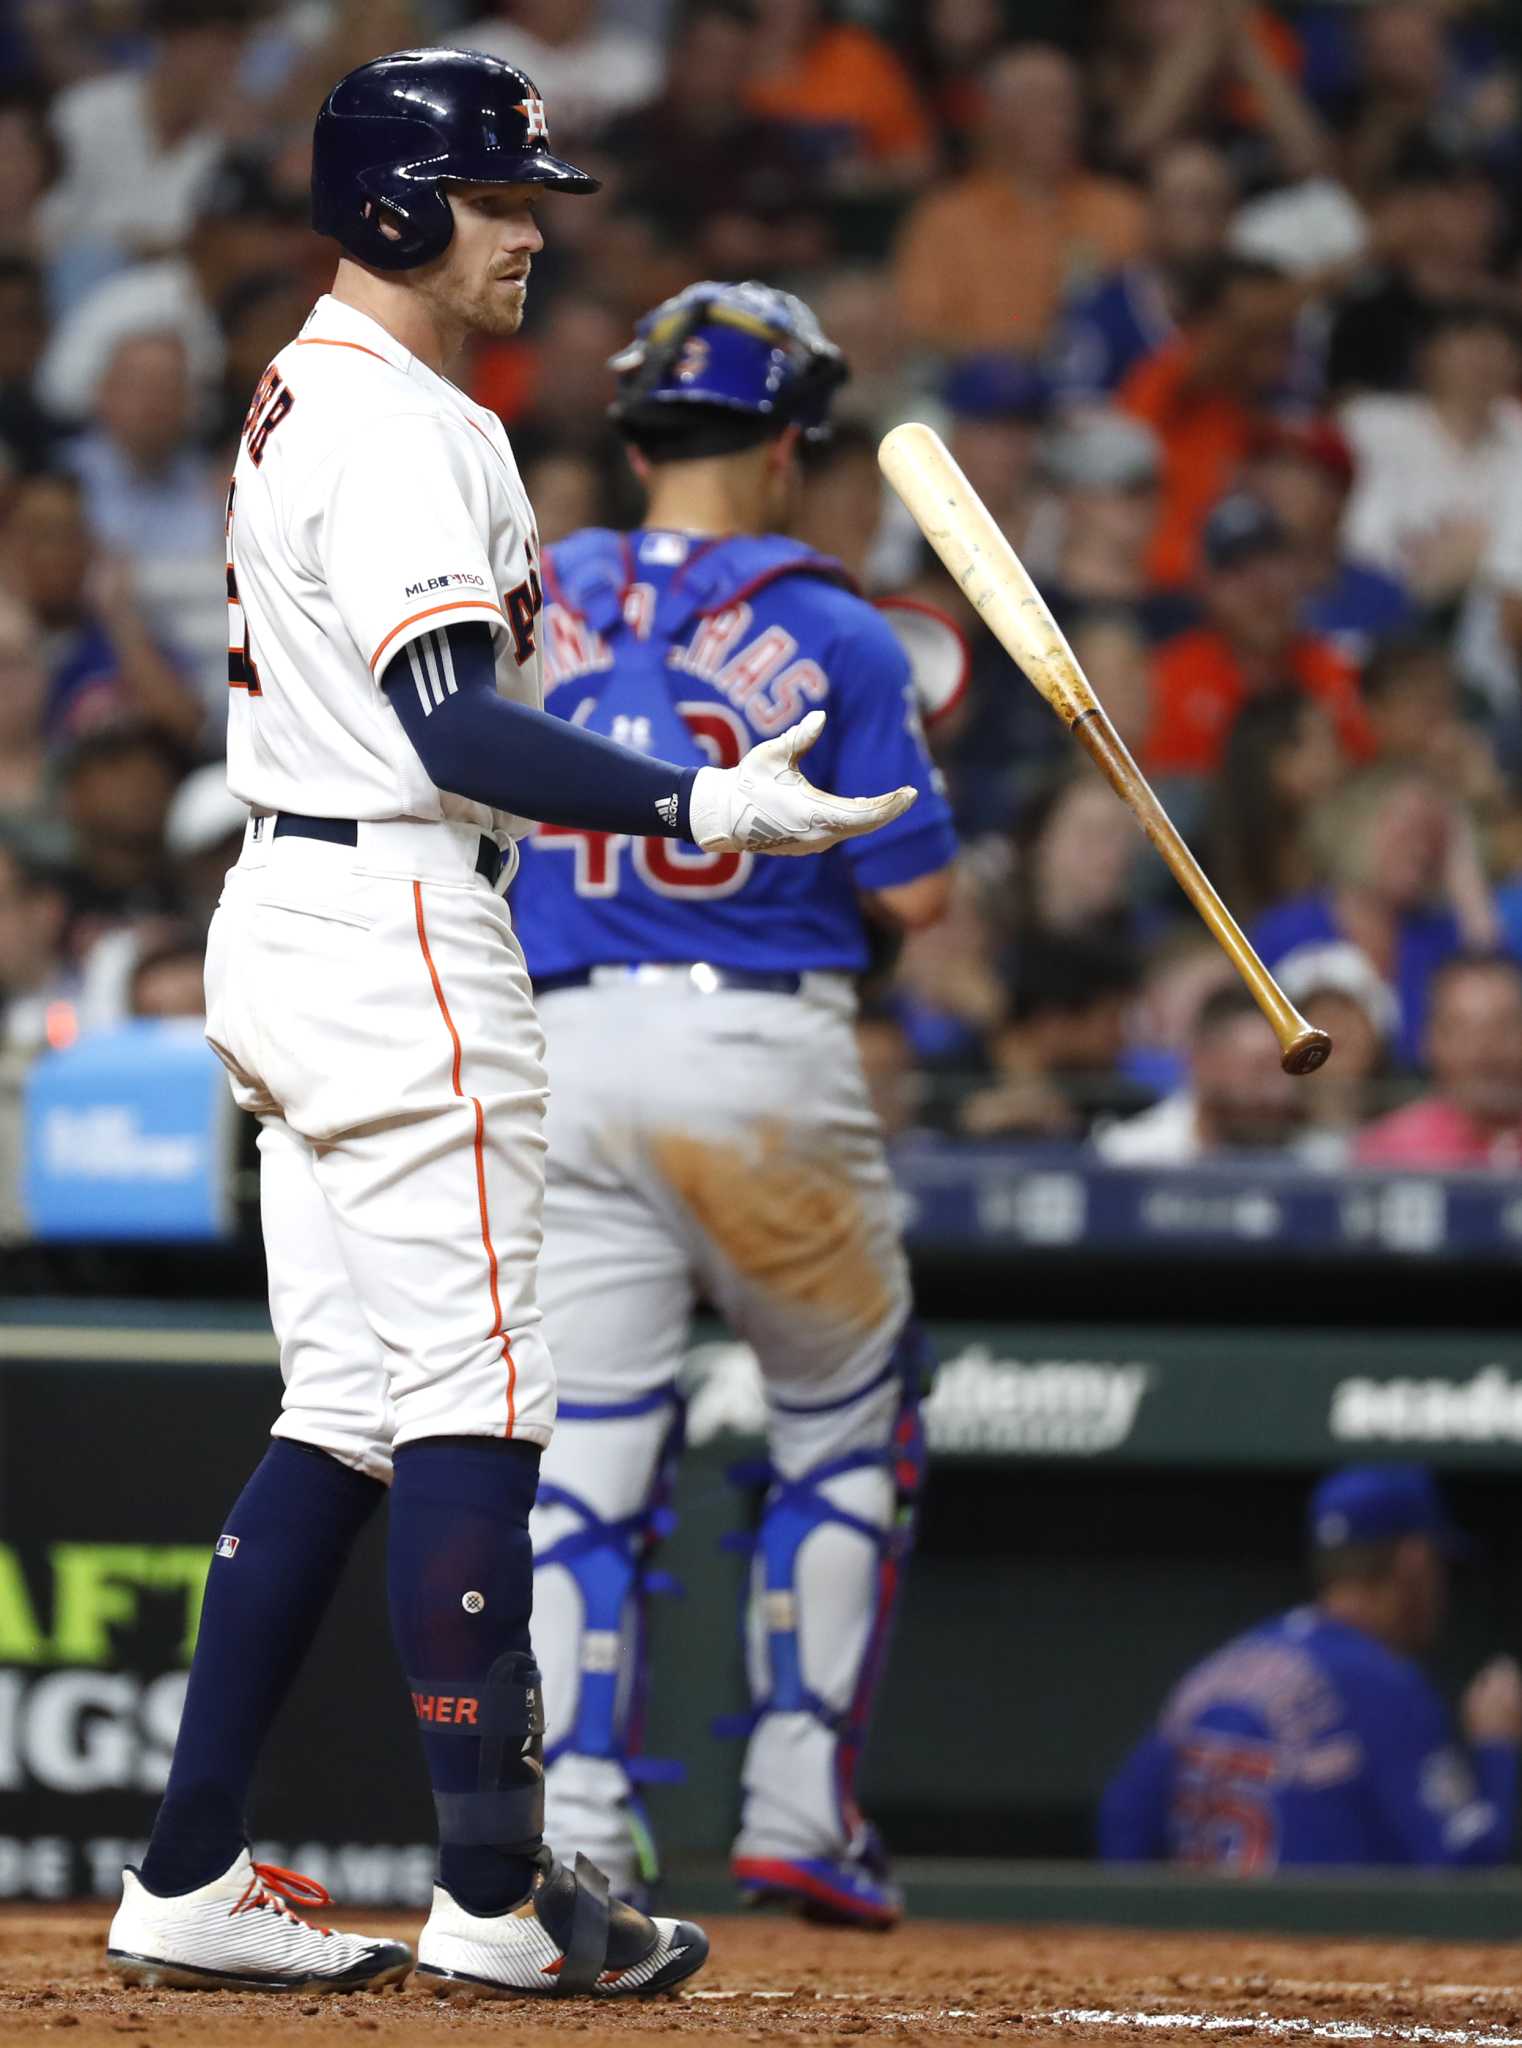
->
[473,274,529,337]
[416,268,528,342]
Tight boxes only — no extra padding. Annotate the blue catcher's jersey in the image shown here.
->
[1098,1608,1517,1871]
[511,528,957,978]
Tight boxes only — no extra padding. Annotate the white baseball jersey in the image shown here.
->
[224,293,544,840]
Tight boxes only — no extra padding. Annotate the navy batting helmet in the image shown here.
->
[608,281,848,445]
[311,47,599,273]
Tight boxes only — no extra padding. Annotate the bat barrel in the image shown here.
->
[879,423,1095,730]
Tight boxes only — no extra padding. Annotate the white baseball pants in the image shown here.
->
[204,819,554,1480]
[528,975,913,1884]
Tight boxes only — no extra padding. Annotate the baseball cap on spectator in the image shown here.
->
[942,352,1049,422]
[1309,1465,1466,1557]
[1227,178,1369,278]
[1275,941,1399,1045]
[1202,492,1289,572]
[1249,417,1355,495]
[1045,413,1161,492]
[165,762,246,860]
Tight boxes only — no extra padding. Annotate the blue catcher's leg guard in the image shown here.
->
[530,1387,685,1905]
[728,1320,933,1929]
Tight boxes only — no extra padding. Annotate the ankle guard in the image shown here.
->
[415,1649,547,1850]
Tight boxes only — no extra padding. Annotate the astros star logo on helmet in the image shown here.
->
[517,96,549,140]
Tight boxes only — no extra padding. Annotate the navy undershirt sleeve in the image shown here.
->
[383,621,697,838]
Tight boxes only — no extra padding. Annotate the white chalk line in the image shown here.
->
[684,1990,1522,2043]
[1043,2012,1522,2045]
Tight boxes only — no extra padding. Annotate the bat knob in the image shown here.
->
[1281,1026,1333,1077]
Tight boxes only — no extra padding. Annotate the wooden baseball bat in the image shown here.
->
[879,421,1330,1077]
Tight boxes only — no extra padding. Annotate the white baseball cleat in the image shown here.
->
[106,1850,413,1993]
[415,1847,708,2000]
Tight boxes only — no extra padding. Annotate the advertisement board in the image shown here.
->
[2,1309,1520,1900]
[0,1346,435,1901]
[22,1026,234,1243]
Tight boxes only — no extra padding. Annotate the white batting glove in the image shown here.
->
[687,710,917,856]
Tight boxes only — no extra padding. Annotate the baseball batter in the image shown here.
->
[512,283,958,1927]
[105,52,913,2000]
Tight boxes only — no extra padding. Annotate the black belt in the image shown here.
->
[272,813,501,884]
[533,965,804,997]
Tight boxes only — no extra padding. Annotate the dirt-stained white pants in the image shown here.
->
[204,818,554,1480]
[529,975,912,1888]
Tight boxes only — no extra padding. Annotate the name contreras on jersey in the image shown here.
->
[542,593,830,738]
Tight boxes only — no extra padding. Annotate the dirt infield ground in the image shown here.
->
[2,1910,1521,2048]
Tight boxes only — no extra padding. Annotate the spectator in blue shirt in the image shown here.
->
[3,471,202,754]
[64,329,225,718]
[1048,139,1236,408]
[1252,764,1492,1069]
[1100,1465,1522,1871]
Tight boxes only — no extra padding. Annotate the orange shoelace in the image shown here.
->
[231,1862,334,1936]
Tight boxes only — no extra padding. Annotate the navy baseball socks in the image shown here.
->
[140,1439,386,1896]
[389,1438,708,2000]
[111,1440,411,1993]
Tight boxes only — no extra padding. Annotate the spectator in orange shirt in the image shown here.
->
[893,44,1146,355]
[744,0,933,194]
[1120,255,1297,587]
[1145,494,1373,778]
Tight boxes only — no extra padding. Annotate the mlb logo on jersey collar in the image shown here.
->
[640,532,690,566]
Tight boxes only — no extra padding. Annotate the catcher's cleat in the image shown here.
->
[414,1845,707,1999]
[733,1826,904,1930]
[106,1849,413,1992]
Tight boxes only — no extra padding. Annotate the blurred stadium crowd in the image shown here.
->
[4,0,1522,1174]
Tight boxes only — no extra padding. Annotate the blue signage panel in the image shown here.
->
[23,1024,232,1242]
